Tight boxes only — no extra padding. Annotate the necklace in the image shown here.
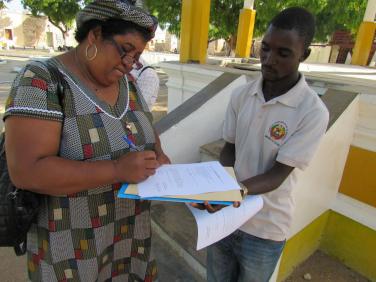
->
[63,49,130,120]
[74,47,121,106]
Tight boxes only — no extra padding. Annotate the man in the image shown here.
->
[130,57,160,109]
[195,7,329,282]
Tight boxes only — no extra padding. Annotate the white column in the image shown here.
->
[243,0,254,9]
[364,0,376,21]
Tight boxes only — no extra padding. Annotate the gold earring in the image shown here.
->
[85,44,97,61]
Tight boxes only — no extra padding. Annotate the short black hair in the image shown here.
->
[269,7,315,49]
[75,19,153,43]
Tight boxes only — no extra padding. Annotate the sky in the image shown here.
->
[6,0,25,12]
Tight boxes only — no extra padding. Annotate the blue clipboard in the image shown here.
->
[117,183,234,206]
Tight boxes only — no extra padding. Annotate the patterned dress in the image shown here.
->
[4,59,158,281]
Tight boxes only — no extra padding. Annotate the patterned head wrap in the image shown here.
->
[76,0,158,37]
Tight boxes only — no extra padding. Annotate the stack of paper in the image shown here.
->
[187,195,264,250]
[117,161,242,205]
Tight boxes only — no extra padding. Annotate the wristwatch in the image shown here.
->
[239,182,248,199]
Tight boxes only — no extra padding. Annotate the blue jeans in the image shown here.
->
[207,230,285,282]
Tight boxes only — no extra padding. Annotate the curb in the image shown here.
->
[151,219,206,280]
[0,53,53,59]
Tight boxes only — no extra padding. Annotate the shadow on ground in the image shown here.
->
[284,250,370,282]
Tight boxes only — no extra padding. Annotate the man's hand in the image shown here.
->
[190,201,240,213]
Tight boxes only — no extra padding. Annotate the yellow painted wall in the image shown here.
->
[339,146,376,208]
[321,212,376,281]
[277,211,330,281]
[277,210,376,281]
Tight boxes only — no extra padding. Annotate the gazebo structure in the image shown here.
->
[178,0,376,66]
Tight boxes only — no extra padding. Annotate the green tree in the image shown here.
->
[254,0,367,42]
[146,0,243,54]
[145,0,367,51]
[145,0,182,36]
[21,0,89,45]
[209,0,243,53]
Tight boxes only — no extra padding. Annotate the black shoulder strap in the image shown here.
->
[138,65,155,77]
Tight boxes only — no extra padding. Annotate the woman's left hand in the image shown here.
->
[153,131,171,165]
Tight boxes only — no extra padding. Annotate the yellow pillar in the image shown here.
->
[179,0,211,64]
[351,0,376,66]
[351,22,376,66]
[235,8,256,58]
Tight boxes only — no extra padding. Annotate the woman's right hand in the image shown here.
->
[114,150,160,183]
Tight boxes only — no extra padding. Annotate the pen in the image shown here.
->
[123,135,140,151]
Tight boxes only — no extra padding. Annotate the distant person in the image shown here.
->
[4,0,170,281]
[192,7,329,282]
[130,57,160,109]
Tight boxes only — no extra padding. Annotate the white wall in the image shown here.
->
[141,52,179,66]
[305,45,332,64]
[160,62,224,112]
[0,10,25,47]
[159,75,250,164]
[288,96,359,237]
[353,93,376,152]
[0,10,76,49]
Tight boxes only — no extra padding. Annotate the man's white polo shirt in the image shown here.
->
[223,74,329,241]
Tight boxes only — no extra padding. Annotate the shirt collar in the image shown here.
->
[250,74,308,108]
[248,76,264,99]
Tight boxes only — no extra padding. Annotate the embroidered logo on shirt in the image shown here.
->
[269,121,288,141]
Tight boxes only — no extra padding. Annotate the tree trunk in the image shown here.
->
[62,32,67,46]
[48,17,68,46]
[225,35,237,56]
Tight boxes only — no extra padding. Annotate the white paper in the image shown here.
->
[187,195,264,250]
[138,161,240,198]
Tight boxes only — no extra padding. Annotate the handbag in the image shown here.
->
[0,61,65,256]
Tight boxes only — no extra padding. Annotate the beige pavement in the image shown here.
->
[0,247,27,281]
[0,57,31,132]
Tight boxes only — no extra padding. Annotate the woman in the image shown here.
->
[4,0,169,281]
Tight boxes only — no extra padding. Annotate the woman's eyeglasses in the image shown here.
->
[108,38,142,68]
